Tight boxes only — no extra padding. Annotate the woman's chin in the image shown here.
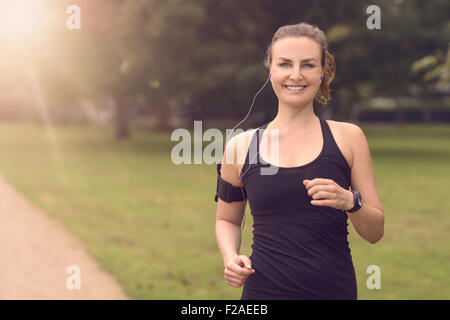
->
[282,95,312,103]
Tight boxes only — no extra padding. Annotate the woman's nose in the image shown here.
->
[290,68,304,80]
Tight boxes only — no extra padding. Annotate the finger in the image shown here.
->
[312,191,335,200]
[307,184,334,197]
[225,276,245,288]
[310,199,333,206]
[226,278,243,287]
[229,262,254,275]
[234,256,255,272]
[304,178,333,189]
[239,255,253,269]
[225,268,247,281]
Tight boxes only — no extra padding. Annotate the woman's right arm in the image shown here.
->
[215,134,255,287]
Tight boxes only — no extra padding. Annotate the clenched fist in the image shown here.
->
[224,255,255,288]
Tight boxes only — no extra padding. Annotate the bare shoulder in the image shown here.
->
[335,120,362,132]
[221,128,259,187]
[325,120,359,169]
[224,128,258,164]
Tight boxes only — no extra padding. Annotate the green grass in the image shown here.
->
[0,121,448,299]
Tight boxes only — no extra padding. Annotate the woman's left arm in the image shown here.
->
[343,124,385,244]
[303,123,385,244]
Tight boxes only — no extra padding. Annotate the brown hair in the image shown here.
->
[263,22,335,105]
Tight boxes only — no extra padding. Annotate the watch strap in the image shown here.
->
[348,191,362,213]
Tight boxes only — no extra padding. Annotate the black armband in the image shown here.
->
[214,163,247,203]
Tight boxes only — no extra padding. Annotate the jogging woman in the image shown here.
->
[215,22,384,300]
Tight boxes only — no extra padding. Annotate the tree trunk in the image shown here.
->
[154,99,171,132]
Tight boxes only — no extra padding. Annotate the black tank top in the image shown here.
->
[240,118,357,300]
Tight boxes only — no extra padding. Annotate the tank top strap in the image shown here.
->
[320,118,352,180]
[243,122,270,167]
[319,118,332,153]
[255,126,262,165]
[256,122,271,165]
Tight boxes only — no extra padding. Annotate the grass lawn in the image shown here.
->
[0,121,448,299]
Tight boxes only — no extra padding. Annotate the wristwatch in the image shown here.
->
[348,191,363,213]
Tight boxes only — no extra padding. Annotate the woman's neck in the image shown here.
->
[267,101,318,132]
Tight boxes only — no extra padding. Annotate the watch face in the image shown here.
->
[357,192,362,206]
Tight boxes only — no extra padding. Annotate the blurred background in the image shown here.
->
[0,0,448,299]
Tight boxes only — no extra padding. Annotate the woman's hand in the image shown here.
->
[224,255,255,288]
[303,178,353,211]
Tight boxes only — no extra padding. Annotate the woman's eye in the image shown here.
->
[279,63,314,68]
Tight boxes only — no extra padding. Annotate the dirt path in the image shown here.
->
[0,174,128,299]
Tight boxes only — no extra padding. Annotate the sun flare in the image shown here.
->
[0,0,53,46]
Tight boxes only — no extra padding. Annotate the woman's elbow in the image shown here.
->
[369,212,385,244]
[367,228,384,244]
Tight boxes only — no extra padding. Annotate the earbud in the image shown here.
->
[269,73,271,79]
[320,74,323,81]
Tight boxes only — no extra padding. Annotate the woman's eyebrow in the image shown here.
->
[277,57,317,63]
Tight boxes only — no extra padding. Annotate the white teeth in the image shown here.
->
[285,85,306,91]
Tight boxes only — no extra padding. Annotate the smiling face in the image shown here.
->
[269,36,323,106]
